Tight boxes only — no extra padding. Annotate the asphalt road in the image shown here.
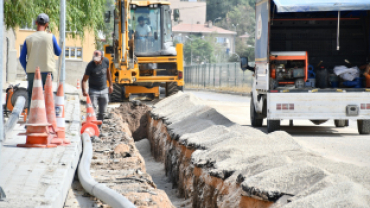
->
[186,89,370,167]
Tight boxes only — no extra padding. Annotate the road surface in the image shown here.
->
[186,90,370,167]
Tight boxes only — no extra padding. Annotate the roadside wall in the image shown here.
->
[16,59,87,87]
[3,26,17,87]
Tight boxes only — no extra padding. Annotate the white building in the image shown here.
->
[173,22,237,54]
[169,0,206,25]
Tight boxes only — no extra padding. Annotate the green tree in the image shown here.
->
[207,0,256,62]
[206,0,255,23]
[184,36,217,65]
[4,0,106,40]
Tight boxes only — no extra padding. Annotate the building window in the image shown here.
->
[216,37,226,43]
[66,47,82,59]
[175,36,184,43]
[20,20,37,31]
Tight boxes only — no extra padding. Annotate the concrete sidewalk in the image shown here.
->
[0,94,82,208]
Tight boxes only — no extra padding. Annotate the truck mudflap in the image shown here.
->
[267,92,370,120]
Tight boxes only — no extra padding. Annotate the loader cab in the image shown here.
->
[128,4,174,57]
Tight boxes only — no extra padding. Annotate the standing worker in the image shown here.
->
[82,50,113,124]
[19,13,62,108]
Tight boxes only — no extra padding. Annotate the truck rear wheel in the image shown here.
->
[334,119,346,127]
[267,119,280,133]
[250,97,263,127]
[357,120,370,134]
[310,120,328,125]
[166,82,181,97]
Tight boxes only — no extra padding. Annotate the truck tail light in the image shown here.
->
[282,104,289,110]
[277,104,281,110]
[360,104,370,110]
[276,103,294,111]
[178,71,183,79]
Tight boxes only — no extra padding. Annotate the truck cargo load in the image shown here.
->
[241,0,370,134]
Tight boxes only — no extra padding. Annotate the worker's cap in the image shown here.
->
[36,13,50,24]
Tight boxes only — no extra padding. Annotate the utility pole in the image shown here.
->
[59,0,66,85]
[0,0,7,200]
[232,24,238,54]
[186,36,193,65]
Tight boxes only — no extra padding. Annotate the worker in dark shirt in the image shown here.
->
[82,50,113,124]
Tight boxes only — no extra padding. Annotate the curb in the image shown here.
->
[184,87,251,97]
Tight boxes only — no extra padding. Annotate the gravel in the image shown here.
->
[150,92,370,207]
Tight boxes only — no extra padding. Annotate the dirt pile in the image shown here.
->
[112,101,151,141]
[147,92,370,208]
[87,108,174,208]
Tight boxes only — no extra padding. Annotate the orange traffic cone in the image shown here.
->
[80,94,102,137]
[44,74,68,145]
[76,79,81,90]
[55,83,70,144]
[17,68,56,148]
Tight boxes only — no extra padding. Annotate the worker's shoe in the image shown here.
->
[103,113,113,119]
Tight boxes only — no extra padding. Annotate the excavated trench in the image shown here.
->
[143,92,370,208]
[146,114,273,208]
[68,102,174,208]
[72,93,370,208]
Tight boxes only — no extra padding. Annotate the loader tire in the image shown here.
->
[166,82,180,97]
[334,119,346,127]
[357,120,370,134]
[250,97,263,127]
[267,119,280,133]
[109,83,123,102]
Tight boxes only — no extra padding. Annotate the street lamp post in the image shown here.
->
[59,0,66,86]
[0,0,6,200]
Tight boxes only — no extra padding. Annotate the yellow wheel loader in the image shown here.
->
[104,0,184,102]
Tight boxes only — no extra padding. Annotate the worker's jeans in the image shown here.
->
[27,72,51,109]
[89,88,109,124]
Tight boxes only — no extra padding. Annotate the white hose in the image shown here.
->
[4,96,26,139]
[78,133,136,208]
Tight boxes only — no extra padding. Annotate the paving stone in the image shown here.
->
[0,94,81,208]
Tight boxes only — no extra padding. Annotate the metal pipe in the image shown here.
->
[0,0,6,201]
[59,0,66,85]
[78,132,136,208]
[4,97,25,139]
